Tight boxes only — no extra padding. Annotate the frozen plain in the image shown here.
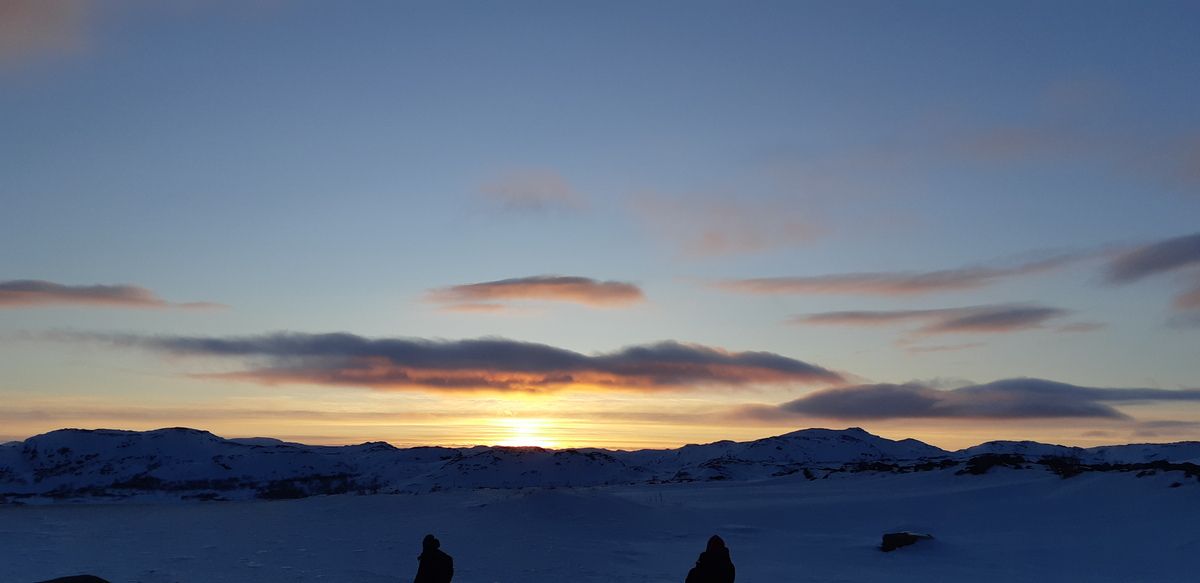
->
[5,466,1197,583]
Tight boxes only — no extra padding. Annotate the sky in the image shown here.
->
[2,0,1199,450]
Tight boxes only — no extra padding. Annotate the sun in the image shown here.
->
[495,417,558,448]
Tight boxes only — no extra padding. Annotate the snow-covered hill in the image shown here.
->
[1,426,1196,502]
[627,427,950,482]
[957,439,1200,464]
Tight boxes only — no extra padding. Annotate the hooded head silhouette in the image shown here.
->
[706,535,726,553]
[422,534,440,552]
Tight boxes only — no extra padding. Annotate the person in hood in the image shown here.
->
[413,534,454,583]
[685,535,735,583]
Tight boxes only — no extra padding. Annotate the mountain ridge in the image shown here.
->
[2,426,1197,502]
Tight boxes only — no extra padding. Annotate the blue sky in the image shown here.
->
[2,1,1198,448]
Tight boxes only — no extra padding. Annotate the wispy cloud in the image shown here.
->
[792,303,1072,335]
[428,275,644,310]
[0,280,224,310]
[743,378,1200,421]
[717,254,1079,296]
[1176,280,1200,310]
[1106,232,1200,313]
[1178,134,1200,189]
[631,194,820,257]
[480,169,586,212]
[1107,232,1200,283]
[1131,419,1200,439]
[0,406,439,425]
[69,332,843,392]
[0,0,90,65]
[901,342,987,354]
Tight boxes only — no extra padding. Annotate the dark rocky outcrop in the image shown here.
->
[880,531,933,552]
[956,454,1028,475]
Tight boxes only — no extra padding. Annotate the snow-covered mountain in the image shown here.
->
[957,439,1200,464]
[627,427,949,482]
[1,426,1196,502]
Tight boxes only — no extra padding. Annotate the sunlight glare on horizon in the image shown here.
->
[494,417,558,448]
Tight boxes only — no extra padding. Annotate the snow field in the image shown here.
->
[3,466,1196,583]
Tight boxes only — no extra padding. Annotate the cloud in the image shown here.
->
[793,304,1072,335]
[73,332,843,392]
[1105,232,1200,313]
[956,125,1085,163]
[1132,420,1200,439]
[428,275,644,309]
[1176,280,1200,310]
[901,342,986,354]
[750,378,1200,421]
[0,406,438,424]
[926,306,1069,334]
[632,194,820,257]
[480,169,585,212]
[0,0,90,65]
[1107,232,1200,283]
[718,254,1079,296]
[0,280,224,310]
[1179,134,1200,188]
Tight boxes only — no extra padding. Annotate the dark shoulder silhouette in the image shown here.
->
[685,535,735,583]
[414,533,454,583]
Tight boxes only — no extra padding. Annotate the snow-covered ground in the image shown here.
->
[4,466,1197,583]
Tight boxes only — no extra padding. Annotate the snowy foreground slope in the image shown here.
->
[2,426,1198,501]
[4,467,1198,582]
[1,427,1198,581]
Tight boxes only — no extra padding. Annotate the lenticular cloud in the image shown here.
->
[764,378,1200,420]
[80,332,843,392]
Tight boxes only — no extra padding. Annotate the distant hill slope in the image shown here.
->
[0,427,1195,502]
[957,439,1200,464]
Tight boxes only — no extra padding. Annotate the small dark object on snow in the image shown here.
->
[36,577,111,583]
[881,531,933,552]
[686,534,736,583]
[413,533,454,583]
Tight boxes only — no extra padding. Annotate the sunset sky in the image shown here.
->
[3,1,1199,450]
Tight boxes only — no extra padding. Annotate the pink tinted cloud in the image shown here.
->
[428,275,644,309]
[76,332,843,393]
[0,280,224,310]
[0,0,90,65]
[1176,283,1200,310]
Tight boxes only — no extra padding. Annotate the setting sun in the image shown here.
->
[495,417,558,449]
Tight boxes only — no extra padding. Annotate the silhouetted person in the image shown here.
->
[685,535,735,583]
[413,533,454,583]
